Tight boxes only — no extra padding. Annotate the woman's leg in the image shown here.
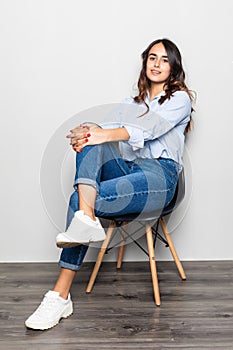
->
[59,146,179,249]
[25,144,130,330]
[52,144,131,299]
[32,140,178,313]
[25,143,178,330]
[76,142,133,220]
[52,154,178,321]
[52,143,135,300]
[73,143,132,217]
[71,144,178,220]
[56,143,133,247]
[25,189,90,330]
[73,143,131,194]
[78,184,97,220]
[55,191,89,298]
[93,158,179,218]
[53,268,76,299]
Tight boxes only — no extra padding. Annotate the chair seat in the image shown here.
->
[100,210,164,223]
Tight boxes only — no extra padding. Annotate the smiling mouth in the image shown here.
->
[151,70,160,75]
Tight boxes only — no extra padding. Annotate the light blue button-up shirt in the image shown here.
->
[101,90,192,167]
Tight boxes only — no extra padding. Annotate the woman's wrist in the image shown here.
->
[104,127,130,143]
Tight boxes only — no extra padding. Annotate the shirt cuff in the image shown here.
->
[123,125,144,150]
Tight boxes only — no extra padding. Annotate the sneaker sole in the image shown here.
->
[56,241,83,248]
[56,237,106,249]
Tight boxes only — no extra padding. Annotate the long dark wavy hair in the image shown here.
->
[134,38,194,132]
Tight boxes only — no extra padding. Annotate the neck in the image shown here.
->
[149,84,164,100]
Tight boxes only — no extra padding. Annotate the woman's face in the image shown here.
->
[146,42,171,86]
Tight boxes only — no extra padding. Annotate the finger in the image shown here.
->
[80,124,90,130]
[70,137,89,146]
[73,146,82,153]
[69,125,90,134]
[75,141,88,152]
[67,131,83,139]
[70,132,91,140]
[67,128,90,139]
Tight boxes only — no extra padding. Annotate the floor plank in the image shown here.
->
[0,261,233,349]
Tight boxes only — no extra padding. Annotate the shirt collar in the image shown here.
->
[146,90,165,102]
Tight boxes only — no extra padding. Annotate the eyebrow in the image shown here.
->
[148,53,168,58]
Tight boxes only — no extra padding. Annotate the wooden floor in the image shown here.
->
[0,261,233,350]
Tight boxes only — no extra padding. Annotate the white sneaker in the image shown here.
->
[56,210,106,248]
[25,291,73,330]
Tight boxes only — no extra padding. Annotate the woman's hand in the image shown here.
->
[66,124,90,152]
[67,123,130,152]
[66,123,107,152]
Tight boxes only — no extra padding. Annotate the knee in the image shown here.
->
[75,145,98,163]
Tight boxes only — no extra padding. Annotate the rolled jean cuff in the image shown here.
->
[58,260,84,271]
[73,178,99,192]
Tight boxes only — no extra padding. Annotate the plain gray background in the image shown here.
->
[1,0,232,262]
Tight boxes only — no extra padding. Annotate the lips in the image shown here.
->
[151,70,161,75]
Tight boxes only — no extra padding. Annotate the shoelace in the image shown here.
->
[34,295,58,317]
[76,211,101,226]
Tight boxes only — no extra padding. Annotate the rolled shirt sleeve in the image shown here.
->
[118,91,191,150]
[99,91,192,163]
[121,125,145,150]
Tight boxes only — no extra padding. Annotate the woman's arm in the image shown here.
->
[67,124,129,152]
[119,91,192,151]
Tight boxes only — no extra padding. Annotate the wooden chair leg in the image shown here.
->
[146,224,161,306]
[86,220,116,293]
[159,217,186,280]
[117,243,125,269]
[116,223,127,269]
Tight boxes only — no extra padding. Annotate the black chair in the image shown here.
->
[86,169,187,306]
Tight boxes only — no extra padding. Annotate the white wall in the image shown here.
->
[0,0,232,262]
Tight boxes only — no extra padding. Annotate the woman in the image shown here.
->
[25,38,193,330]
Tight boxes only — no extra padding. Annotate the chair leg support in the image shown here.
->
[159,217,186,280]
[146,224,161,306]
[86,221,116,293]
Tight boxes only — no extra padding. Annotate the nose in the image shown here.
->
[154,58,160,67]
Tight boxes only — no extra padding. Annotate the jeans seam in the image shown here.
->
[96,188,173,202]
[94,144,102,185]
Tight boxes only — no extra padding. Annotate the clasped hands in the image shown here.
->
[66,123,104,152]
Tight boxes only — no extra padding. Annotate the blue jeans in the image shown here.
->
[59,143,179,271]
